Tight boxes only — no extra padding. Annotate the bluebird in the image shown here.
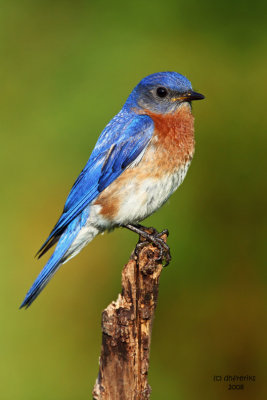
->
[20,71,204,308]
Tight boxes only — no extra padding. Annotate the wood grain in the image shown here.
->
[93,233,168,400]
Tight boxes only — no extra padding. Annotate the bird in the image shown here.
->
[20,71,204,308]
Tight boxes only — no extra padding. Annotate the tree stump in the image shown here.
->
[93,232,168,400]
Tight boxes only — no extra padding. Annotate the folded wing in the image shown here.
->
[37,114,154,257]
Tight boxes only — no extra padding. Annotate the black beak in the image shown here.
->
[173,90,205,102]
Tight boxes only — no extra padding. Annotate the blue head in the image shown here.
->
[124,71,204,114]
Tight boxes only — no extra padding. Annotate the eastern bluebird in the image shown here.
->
[20,71,204,308]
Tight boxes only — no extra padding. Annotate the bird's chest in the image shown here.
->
[133,105,195,213]
[146,103,195,173]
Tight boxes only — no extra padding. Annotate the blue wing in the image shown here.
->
[37,113,154,257]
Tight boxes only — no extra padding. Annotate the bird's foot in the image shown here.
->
[123,224,171,267]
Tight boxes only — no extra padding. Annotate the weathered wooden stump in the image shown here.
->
[93,232,169,400]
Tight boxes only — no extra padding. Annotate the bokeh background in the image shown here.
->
[1,1,266,399]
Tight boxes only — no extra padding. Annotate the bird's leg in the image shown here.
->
[122,223,171,266]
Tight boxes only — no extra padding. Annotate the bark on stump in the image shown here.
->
[93,233,168,400]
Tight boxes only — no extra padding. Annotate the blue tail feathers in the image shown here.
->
[20,215,85,309]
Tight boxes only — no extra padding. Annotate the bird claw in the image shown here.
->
[151,231,171,267]
[135,227,171,267]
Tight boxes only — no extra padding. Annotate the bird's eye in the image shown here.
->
[156,87,168,98]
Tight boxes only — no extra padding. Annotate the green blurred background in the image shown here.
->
[1,1,266,399]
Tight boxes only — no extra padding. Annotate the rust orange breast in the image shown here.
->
[144,103,195,167]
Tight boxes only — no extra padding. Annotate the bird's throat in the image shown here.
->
[144,103,195,166]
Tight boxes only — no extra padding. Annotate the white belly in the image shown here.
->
[90,161,191,228]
